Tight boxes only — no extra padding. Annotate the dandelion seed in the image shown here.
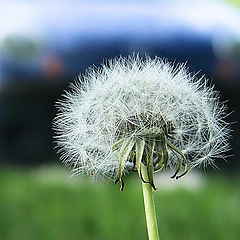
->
[53,55,230,189]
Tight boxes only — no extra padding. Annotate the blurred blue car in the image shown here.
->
[0,0,239,165]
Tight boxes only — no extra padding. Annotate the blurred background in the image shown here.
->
[0,0,240,239]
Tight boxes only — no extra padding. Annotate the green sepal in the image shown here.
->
[154,139,164,172]
[115,138,135,189]
[160,132,169,167]
[135,138,145,174]
[166,139,186,162]
[176,161,190,179]
[170,149,182,179]
[146,139,157,190]
[120,177,124,191]
[129,150,135,162]
[112,138,124,151]
[166,139,189,179]
[139,164,151,184]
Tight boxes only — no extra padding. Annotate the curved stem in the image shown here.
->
[141,163,160,240]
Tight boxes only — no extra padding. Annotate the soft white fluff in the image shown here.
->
[54,55,230,179]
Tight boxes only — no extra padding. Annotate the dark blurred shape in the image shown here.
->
[0,0,239,168]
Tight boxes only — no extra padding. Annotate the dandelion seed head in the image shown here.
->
[53,55,230,182]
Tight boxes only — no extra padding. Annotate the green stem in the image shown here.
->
[141,163,160,240]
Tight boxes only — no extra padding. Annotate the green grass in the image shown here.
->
[0,166,239,240]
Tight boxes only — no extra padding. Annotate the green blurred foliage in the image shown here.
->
[227,0,240,7]
[0,167,239,240]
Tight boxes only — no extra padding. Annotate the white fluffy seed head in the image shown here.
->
[53,55,230,180]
